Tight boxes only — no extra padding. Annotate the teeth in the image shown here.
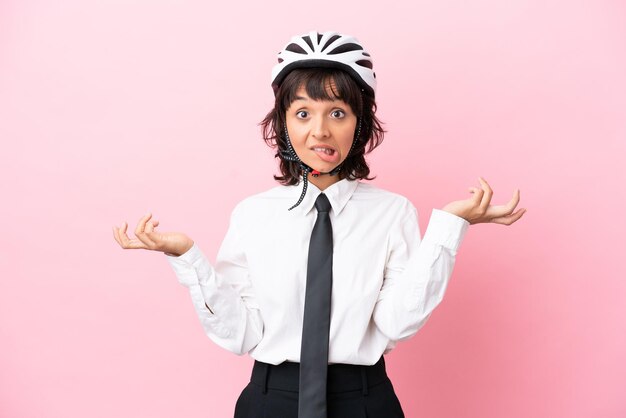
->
[313,147,334,155]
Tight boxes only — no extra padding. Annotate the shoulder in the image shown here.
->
[353,181,417,217]
[229,184,297,219]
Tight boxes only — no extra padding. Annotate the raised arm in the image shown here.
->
[372,201,469,342]
[164,204,264,356]
[113,207,264,355]
[372,176,525,342]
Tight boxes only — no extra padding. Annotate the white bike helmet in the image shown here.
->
[271,30,377,97]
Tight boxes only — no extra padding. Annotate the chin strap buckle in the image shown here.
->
[311,170,321,177]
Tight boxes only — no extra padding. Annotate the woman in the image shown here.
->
[113,30,525,418]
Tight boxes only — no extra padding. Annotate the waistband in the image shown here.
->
[250,356,389,395]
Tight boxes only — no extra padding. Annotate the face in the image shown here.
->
[285,83,357,178]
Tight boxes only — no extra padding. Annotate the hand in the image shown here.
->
[441,177,526,226]
[112,212,194,256]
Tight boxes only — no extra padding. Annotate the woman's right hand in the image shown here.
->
[112,212,194,257]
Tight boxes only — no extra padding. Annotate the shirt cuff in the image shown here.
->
[422,208,470,252]
[164,242,203,264]
[164,242,206,287]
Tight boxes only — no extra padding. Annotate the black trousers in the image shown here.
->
[234,355,405,418]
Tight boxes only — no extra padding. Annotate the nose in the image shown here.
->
[311,115,330,139]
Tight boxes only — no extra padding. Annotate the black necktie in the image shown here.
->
[299,193,333,418]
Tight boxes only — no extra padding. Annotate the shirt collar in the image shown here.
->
[295,178,359,216]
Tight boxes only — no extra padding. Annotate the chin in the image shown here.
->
[306,161,339,174]
[307,154,346,171]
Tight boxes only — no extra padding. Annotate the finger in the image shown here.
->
[114,223,131,247]
[114,223,137,249]
[117,221,133,247]
[113,226,125,248]
[491,207,526,225]
[118,220,153,249]
[143,221,159,244]
[134,213,152,236]
[488,188,521,219]
[490,209,524,225]
[134,213,157,247]
[112,225,122,246]
[505,188,522,213]
[478,177,493,213]
[470,186,484,206]
[136,228,157,247]
[145,220,161,236]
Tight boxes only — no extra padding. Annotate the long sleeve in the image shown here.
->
[159,179,470,365]
[372,202,469,342]
[164,204,264,355]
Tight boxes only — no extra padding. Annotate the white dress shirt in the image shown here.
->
[165,178,470,366]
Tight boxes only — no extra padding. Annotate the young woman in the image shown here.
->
[113,30,525,418]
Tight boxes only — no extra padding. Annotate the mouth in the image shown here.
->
[310,144,340,163]
[310,145,336,156]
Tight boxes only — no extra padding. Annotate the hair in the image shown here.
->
[260,67,385,186]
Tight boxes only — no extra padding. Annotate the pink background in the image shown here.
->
[1,1,625,417]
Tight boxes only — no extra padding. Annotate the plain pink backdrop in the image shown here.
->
[1,1,625,417]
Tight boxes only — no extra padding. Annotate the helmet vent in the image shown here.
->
[286,43,307,54]
[327,43,364,55]
[356,59,373,69]
[321,35,342,52]
[301,35,314,51]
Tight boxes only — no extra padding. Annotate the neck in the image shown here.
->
[307,172,343,191]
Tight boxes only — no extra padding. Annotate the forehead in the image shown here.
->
[293,85,343,102]
[279,69,359,112]
[294,80,345,102]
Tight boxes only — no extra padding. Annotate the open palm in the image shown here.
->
[112,213,193,256]
[442,177,526,226]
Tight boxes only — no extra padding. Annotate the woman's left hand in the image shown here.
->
[441,177,526,226]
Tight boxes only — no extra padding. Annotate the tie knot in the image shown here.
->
[314,193,331,213]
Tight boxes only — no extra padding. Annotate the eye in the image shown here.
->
[331,109,346,118]
[296,110,309,118]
